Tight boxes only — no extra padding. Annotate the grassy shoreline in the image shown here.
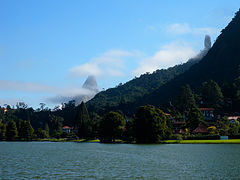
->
[163,139,240,144]
[36,138,240,144]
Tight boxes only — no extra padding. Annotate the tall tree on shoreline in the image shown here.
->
[6,120,18,141]
[99,111,124,143]
[133,105,171,143]
[74,101,92,139]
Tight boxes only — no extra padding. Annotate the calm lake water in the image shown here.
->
[0,142,240,179]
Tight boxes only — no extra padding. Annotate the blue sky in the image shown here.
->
[0,0,239,109]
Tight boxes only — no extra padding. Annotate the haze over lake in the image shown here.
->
[0,142,240,179]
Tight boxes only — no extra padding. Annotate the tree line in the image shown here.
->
[0,78,240,142]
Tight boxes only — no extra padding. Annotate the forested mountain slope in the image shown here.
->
[137,9,240,108]
[87,41,209,115]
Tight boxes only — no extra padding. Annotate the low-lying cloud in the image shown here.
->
[132,42,196,76]
[46,87,96,104]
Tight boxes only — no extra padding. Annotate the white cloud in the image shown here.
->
[166,23,219,36]
[69,63,103,77]
[69,49,140,78]
[0,80,56,93]
[46,87,96,104]
[132,42,196,76]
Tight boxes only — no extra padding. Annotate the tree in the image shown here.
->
[216,118,230,136]
[24,121,34,140]
[74,101,92,139]
[178,84,196,113]
[228,120,240,136]
[18,120,34,140]
[35,128,49,139]
[0,120,6,140]
[99,111,124,143]
[6,120,18,141]
[49,115,63,135]
[44,123,50,137]
[133,105,171,143]
[201,80,223,108]
[186,107,204,132]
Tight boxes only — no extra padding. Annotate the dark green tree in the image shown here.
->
[18,120,34,140]
[122,119,134,142]
[201,80,223,108]
[178,84,196,113]
[6,120,18,141]
[44,123,50,137]
[24,121,34,140]
[49,115,63,136]
[99,111,124,143]
[0,120,6,140]
[74,101,92,139]
[133,105,171,143]
[35,128,49,139]
[216,117,230,136]
[186,107,204,132]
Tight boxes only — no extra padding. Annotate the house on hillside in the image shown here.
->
[62,126,73,134]
[199,108,214,121]
[227,116,240,124]
[166,113,186,134]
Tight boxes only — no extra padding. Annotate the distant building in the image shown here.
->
[199,108,214,121]
[227,116,240,124]
[166,113,186,134]
[62,126,73,134]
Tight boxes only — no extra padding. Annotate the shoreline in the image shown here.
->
[2,139,240,144]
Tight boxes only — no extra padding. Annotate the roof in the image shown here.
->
[165,113,171,116]
[193,124,208,134]
[199,108,214,111]
[62,126,71,129]
[227,116,240,120]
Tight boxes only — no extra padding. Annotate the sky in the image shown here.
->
[0,0,239,109]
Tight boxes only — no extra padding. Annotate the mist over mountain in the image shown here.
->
[87,35,212,115]
[48,76,99,106]
[74,75,99,105]
[82,75,99,93]
[189,35,211,61]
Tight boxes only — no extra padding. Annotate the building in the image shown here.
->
[227,116,240,124]
[62,126,73,134]
[166,113,186,134]
[199,108,214,121]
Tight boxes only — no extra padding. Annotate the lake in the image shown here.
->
[0,142,240,179]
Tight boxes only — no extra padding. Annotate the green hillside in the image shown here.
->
[87,9,240,116]
[87,56,201,115]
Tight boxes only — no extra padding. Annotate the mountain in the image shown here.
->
[87,35,212,115]
[82,75,99,93]
[74,75,99,105]
[136,9,240,108]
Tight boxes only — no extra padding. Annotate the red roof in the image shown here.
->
[62,126,71,129]
[199,108,214,111]
[193,124,208,134]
